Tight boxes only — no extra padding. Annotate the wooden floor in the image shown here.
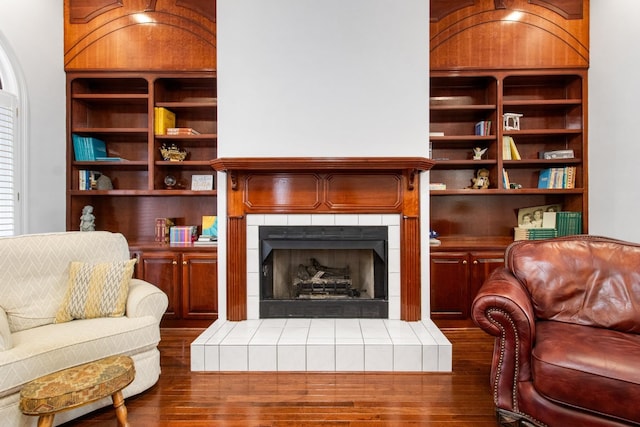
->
[64,327,498,426]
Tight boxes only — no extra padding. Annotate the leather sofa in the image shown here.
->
[472,235,640,427]
[0,231,168,426]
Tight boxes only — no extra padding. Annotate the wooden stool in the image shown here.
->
[19,355,135,427]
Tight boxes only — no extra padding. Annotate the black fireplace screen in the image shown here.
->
[259,226,388,318]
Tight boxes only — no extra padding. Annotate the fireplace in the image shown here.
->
[210,157,434,321]
[260,225,388,318]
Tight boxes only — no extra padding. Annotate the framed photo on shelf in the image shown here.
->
[517,203,561,228]
[191,174,214,191]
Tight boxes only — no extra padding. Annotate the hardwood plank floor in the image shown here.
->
[63,328,498,426]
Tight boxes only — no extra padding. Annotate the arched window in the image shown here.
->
[0,32,26,236]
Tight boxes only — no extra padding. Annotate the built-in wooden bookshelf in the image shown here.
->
[66,71,219,326]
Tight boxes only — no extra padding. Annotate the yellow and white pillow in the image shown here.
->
[55,259,136,323]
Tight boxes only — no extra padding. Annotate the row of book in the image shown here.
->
[72,134,107,161]
[78,170,99,190]
[514,211,582,241]
[474,120,491,136]
[155,216,218,245]
[538,167,576,189]
[154,107,201,135]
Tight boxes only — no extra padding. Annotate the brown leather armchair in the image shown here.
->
[472,236,640,427]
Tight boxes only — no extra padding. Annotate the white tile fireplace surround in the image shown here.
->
[191,214,452,372]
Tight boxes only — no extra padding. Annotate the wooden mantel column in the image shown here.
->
[211,157,434,321]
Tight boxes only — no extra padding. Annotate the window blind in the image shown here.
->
[0,90,16,236]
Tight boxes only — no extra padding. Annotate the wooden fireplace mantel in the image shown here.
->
[210,157,434,321]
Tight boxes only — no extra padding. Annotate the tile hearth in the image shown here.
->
[191,318,452,372]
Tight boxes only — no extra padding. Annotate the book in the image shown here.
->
[201,215,218,237]
[155,218,175,243]
[502,168,510,189]
[556,211,582,236]
[508,137,521,160]
[169,225,197,243]
[154,107,176,135]
[475,120,491,136]
[72,134,107,161]
[502,136,512,160]
[166,127,201,135]
[538,168,552,189]
[191,174,214,191]
[78,170,101,190]
[429,183,447,190]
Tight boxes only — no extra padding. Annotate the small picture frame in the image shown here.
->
[191,174,214,191]
[517,204,561,228]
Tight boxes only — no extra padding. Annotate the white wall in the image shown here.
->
[589,1,640,242]
[0,0,66,233]
[217,0,429,157]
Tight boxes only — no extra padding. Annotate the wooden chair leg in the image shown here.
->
[37,414,55,427]
[112,390,129,427]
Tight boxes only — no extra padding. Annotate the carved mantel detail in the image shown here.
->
[211,157,434,321]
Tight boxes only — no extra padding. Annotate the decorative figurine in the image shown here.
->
[472,147,488,160]
[160,143,188,162]
[80,205,95,231]
[469,168,490,189]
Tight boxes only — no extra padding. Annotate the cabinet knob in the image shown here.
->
[462,260,467,265]
[172,260,177,265]
[473,260,478,264]
[183,261,188,265]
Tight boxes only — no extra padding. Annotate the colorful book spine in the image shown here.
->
[169,225,197,243]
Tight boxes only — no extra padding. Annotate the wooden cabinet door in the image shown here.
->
[469,252,505,308]
[182,252,218,320]
[430,252,469,320]
[139,251,181,319]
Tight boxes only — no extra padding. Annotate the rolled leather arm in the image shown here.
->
[471,267,536,411]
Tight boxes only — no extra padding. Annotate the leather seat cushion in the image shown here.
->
[532,321,640,424]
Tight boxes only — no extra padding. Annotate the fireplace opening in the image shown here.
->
[260,226,388,318]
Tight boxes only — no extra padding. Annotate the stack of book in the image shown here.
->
[537,167,577,189]
[72,134,107,161]
[502,136,521,160]
[166,127,200,135]
[194,235,217,246]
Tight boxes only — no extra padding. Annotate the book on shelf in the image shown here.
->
[556,211,582,236]
[508,137,521,160]
[72,134,107,161]
[474,120,491,136]
[502,136,512,160]
[429,183,447,190]
[538,167,576,189]
[169,225,197,244]
[154,218,175,243]
[502,168,510,189]
[191,174,214,191]
[194,234,218,246]
[154,107,176,135]
[95,157,125,162]
[201,215,218,238]
[78,170,101,190]
[166,127,201,135]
